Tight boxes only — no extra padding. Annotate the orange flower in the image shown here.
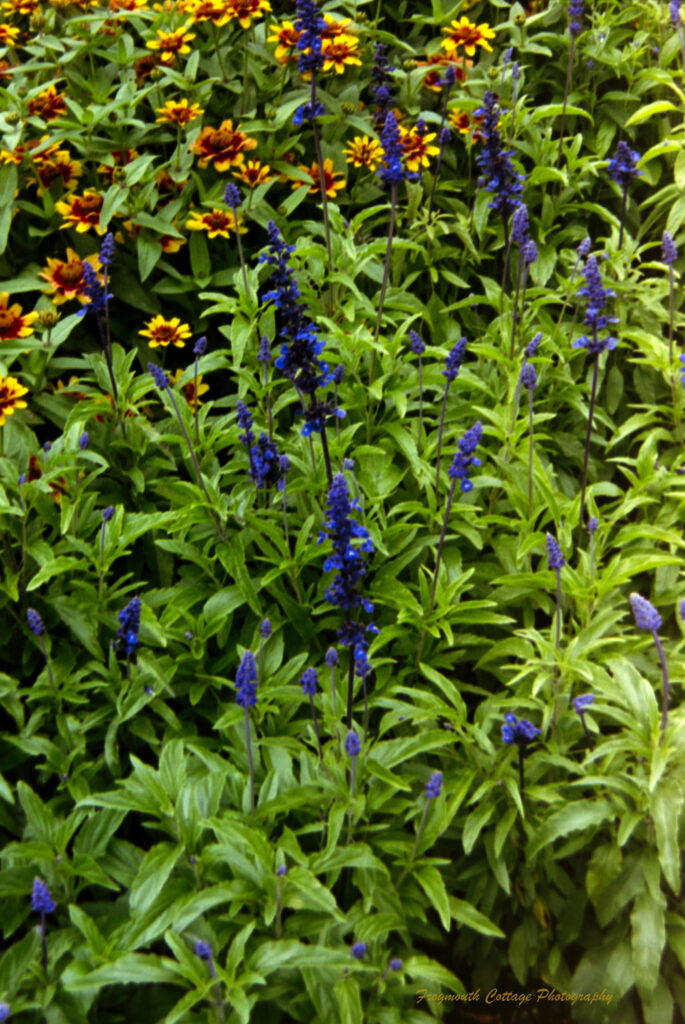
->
[321,13,352,38]
[0,293,39,340]
[441,17,495,57]
[134,53,162,81]
[55,190,106,234]
[342,135,383,171]
[189,119,257,171]
[415,53,471,92]
[146,24,195,63]
[109,0,148,11]
[233,159,273,187]
[0,374,29,425]
[267,20,301,63]
[39,250,103,304]
[139,315,192,348]
[26,452,69,504]
[186,208,246,237]
[1,0,40,14]
[97,148,140,184]
[170,367,209,409]
[32,149,82,192]
[292,158,345,198]
[156,98,204,125]
[448,107,486,140]
[400,126,440,172]
[188,0,232,24]
[321,33,361,74]
[27,84,67,121]
[227,0,270,29]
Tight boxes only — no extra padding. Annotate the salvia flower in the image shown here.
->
[443,338,467,381]
[345,730,361,756]
[351,942,367,960]
[474,91,525,217]
[102,505,115,522]
[370,42,394,118]
[258,336,271,364]
[27,608,45,636]
[573,693,594,713]
[577,237,592,259]
[523,239,538,265]
[410,330,425,355]
[662,231,678,266]
[325,647,338,667]
[390,958,403,971]
[99,232,115,267]
[293,100,326,127]
[447,421,483,492]
[501,712,540,747]
[194,940,213,961]
[629,593,662,632]
[525,333,542,358]
[32,877,55,914]
[259,619,272,639]
[276,864,288,877]
[573,256,618,354]
[250,433,282,489]
[224,182,242,208]
[148,362,170,390]
[425,771,443,799]
[608,141,642,190]
[193,335,208,357]
[236,650,258,707]
[295,0,326,75]
[568,0,583,36]
[117,595,141,660]
[377,111,407,186]
[300,667,318,696]
[588,515,598,535]
[520,363,537,390]
[78,432,90,451]
[76,261,112,319]
[546,533,565,569]
[236,400,254,448]
[671,0,682,28]
[0,1001,10,1021]
[511,204,529,245]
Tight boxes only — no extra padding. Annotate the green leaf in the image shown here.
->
[631,890,666,992]
[415,865,451,931]
[527,802,614,858]
[625,100,676,127]
[129,842,183,916]
[449,896,505,938]
[26,556,83,591]
[651,780,682,893]
[334,976,363,1024]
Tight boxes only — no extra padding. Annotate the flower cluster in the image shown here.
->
[116,596,141,661]
[447,421,482,492]
[572,255,618,354]
[377,112,411,186]
[546,533,565,570]
[501,713,540,747]
[474,91,524,217]
[236,650,258,707]
[629,593,661,632]
[608,141,642,190]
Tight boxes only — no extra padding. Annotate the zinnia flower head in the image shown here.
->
[629,593,662,632]
[31,877,55,914]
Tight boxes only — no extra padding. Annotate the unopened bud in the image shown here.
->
[514,12,526,24]
[402,58,414,71]
[149,67,164,82]
[341,101,355,115]
[5,111,20,125]
[36,310,60,330]
[264,106,277,120]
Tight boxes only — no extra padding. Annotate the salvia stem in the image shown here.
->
[579,711,595,751]
[194,355,201,446]
[417,355,424,455]
[231,204,250,295]
[429,476,458,614]
[40,912,48,972]
[244,705,255,814]
[362,675,369,744]
[346,652,355,729]
[329,665,338,719]
[38,635,55,692]
[275,880,282,939]
[370,182,398,383]
[651,630,670,742]
[434,381,450,494]
[347,753,356,842]
[527,386,534,518]
[207,959,225,1024]
[668,266,674,366]
[308,693,324,762]
[509,250,524,360]
[166,389,227,541]
[263,364,273,442]
[579,354,600,532]
[98,520,107,601]
[518,746,526,793]
[318,416,333,487]
[555,567,562,649]
[589,532,596,588]
[211,22,228,81]
[618,187,627,249]
[311,110,333,284]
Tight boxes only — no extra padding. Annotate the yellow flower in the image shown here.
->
[342,135,384,171]
[399,126,440,172]
[0,374,29,425]
[0,23,20,44]
[227,0,270,30]
[186,208,247,237]
[292,158,345,198]
[187,0,232,23]
[321,33,361,74]
[39,250,103,304]
[170,368,209,409]
[189,120,257,171]
[155,98,204,124]
[27,84,67,121]
[139,315,192,348]
[321,13,353,38]
[441,17,495,57]
[146,24,195,63]
[0,293,39,340]
[233,159,273,187]
[55,190,105,234]
[267,20,301,63]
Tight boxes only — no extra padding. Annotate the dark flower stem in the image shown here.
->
[231,205,249,295]
[668,266,674,366]
[434,380,450,493]
[417,354,424,455]
[263,364,273,442]
[207,958,225,1024]
[579,354,600,533]
[554,567,562,649]
[211,22,228,81]
[310,72,332,278]
[194,355,201,446]
[557,36,576,163]
[166,389,227,541]
[579,710,595,751]
[318,415,333,487]
[362,675,369,744]
[527,386,534,518]
[651,630,670,742]
[618,187,627,249]
[244,705,255,814]
[347,752,357,842]
[518,747,525,792]
[98,518,107,601]
[370,182,398,384]
[502,213,512,296]
[509,250,524,360]
[426,85,452,216]
[38,634,55,692]
[275,880,283,938]
[40,913,48,972]
[429,476,457,614]
[308,693,324,761]
[329,664,338,719]
[346,652,355,729]
[589,531,596,588]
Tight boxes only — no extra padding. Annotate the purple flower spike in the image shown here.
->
[546,533,565,569]
[629,593,662,632]
[351,942,367,960]
[27,608,45,637]
[195,940,213,961]
[32,877,55,914]
[425,771,443,799]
